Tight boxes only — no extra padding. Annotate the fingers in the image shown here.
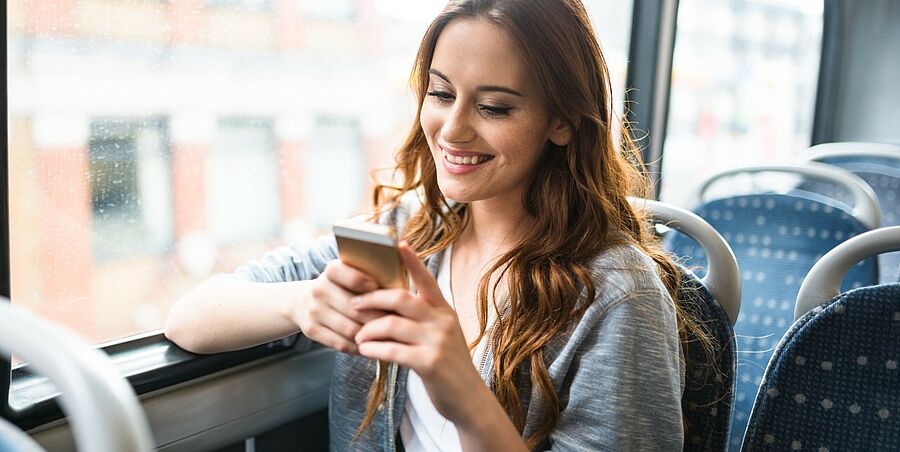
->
[355,314,422,345]
[324,260,379,294]
[314,305,363,341]
[352,288,428,320]
[357,341,417,365]
[314,279,383,324]
[305,323,358,354]
[398,242,446,307]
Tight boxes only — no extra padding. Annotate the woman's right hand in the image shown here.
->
[290,260,384,354]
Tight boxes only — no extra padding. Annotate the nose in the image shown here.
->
[440,101,476,144]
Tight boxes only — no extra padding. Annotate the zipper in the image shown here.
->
[478,302,510,380]
[387,361,399,452]
[477,322,497,379]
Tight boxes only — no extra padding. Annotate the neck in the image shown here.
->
[458,196,529,258]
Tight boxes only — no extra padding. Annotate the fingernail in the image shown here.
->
[351,296,362,305]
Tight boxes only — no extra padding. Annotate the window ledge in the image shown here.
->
[9,332,303,431]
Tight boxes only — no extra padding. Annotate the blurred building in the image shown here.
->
[7,0,633,346]
[7,0,442,343]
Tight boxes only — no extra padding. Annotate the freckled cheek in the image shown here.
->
[419,105,440,148]
[492,122,545,162]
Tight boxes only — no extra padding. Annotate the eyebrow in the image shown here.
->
[429,68,524,97]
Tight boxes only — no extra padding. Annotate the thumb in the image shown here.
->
[398,242,445,307]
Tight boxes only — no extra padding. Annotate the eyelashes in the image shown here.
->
[425,90,514,118]
[426,90,453,101]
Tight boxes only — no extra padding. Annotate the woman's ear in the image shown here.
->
[548,117,573,147]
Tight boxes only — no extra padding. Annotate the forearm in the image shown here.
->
[456,384,529,452]
[164,274,309,354]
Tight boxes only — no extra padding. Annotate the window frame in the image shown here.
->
[2,0,12,421]
[624,0,680,199]
[6,332,297,431]
[1,0,665,434]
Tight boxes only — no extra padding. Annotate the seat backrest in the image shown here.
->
[629,197,740,452]
[0,300,154,452]
[807,141,900,169]
[741,283,900,451]
[677,268,737,452]
[693,163,881,231]
[665,192,878,451]
[806,160,900,282]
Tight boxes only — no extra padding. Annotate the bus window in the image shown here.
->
[660,0,823,207]
[6,0,634,352]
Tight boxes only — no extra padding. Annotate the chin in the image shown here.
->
[436,179,477,204]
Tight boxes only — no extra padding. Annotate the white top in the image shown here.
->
[399,247,496,452]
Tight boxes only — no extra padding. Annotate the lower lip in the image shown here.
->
[440,153,493,175]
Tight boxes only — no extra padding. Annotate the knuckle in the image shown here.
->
[307,302,322,319]
[386,316,402,331]
[309,284,326,299]
[324,261,341,278]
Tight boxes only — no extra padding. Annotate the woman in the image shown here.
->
[166,0,710,450]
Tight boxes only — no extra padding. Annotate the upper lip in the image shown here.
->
[439,144,492,158]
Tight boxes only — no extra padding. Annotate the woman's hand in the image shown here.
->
[289,261,385,354]
[352,243,487,425]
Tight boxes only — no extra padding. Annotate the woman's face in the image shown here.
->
[420,18,570,205]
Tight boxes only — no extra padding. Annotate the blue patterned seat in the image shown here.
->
[631,197,740,451]
[665,193,878,450]
[742,283,900,451]
[678,267,736,452]
[806,161,900,282]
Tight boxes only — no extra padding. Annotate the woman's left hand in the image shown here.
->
[352,242,487,425]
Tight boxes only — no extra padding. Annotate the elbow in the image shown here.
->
[164,302,214,355]
[164,323,217,355]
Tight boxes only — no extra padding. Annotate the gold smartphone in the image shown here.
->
[333,221,407,290]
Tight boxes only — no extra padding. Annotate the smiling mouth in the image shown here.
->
[441,149,495,165]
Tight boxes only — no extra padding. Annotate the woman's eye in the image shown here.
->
[426,90,454,103]
[479,105,513,118]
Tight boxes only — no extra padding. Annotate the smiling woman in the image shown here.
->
[165,0,712,451]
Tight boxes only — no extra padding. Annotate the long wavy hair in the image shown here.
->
[358,0,714,448]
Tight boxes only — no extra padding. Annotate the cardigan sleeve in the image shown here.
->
[231,234,339,283]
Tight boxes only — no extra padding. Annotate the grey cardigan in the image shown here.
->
[234,203,685,451]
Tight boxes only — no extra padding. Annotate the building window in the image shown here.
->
[207,117,281,244]
[305,116,365,230]
[298,0,356,21]
[89,118,173,260]
[660,0,823,207]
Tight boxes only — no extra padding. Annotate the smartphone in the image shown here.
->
[333,221,407,290]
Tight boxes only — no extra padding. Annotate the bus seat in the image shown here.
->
[743,226,900,451]
[0,300,154,452]
[665,165,881,451]
[677,270,737,452]
[808,141,900,169]
[630,198,740,451]
[808,144,900,283]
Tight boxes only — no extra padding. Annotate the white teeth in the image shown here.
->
[443,150,489,165]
